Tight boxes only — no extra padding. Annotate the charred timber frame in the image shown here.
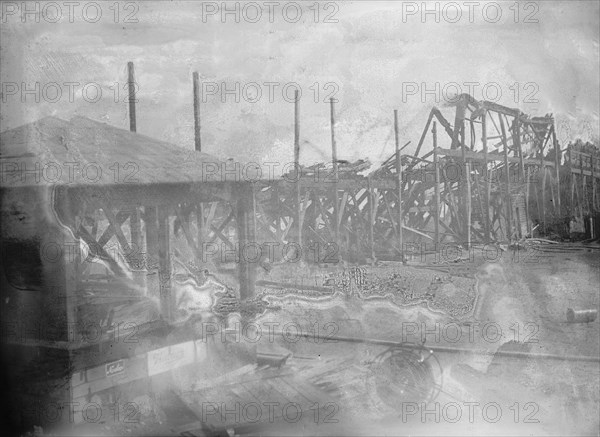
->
[44,85,597,324]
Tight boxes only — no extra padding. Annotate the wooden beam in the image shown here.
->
[541,146,547,233]
[236,185,256,300]
[294,90,302,247]
[499,115,512,242]
[455,100,471,247]
[481,111,490,241]
[157,205,173,321]
[434,147,555,167]
[570,168,600,177]
[144,206,158,268]
[513,117,530,236]
[367,178,375,264]
[175,205,199,257]
[77,225,125,276]
[330,98,339,248]
[127,61,136,133]
[130,208,141,255]
[592,153,597,211]
[192,73,205,259]
[394,109,403,259]
[102,205,132,255]
[433,121,440,247]
[97,210,130,249]
[552,125,561,214]
[581,152,586,216]
[193,71,201,151]
[414,109,434,157]
[207,210,235,248]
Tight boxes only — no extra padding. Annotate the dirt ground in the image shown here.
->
[56,244,599,437]
[244,247,600,436]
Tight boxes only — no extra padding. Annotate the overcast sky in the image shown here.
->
[1,1,598,166]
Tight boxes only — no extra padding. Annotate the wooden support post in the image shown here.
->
[271,185,281,245]
[460,124,471,247]
[367,177,375,265]
[236,184,256,300]
[330,98,339,249]
[247,186,257,290]
[130,208,141,259]
[294,90,302,249]
[481,112,490,241]
[541,152,546,234]
[192,73,204,262]
[127,61,137,133]
[592,153,597,211]
[466,158,472,247]
[552,126,561,215]
[451,100,463,150]
[126,62,141,259]
[236,188,249,300]
[570,148,575,212]
[513,118,530,236]
[394,109,403,259]
[414,109,434,157]
[157,206,172,321]
[144,206,158,259]
[499,116,512,242]
[580,153,586,217]
[193,71,201,152]
[453,97,470,246]
[433,121,441,248]
[196,203,204,263]
[139,206,154,297]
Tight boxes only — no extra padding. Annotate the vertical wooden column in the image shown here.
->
[580,153,586,217]
[145,206,158,263]
[514,118,530,236]
[570,148,575,212]
[236,186,249,300]
[237,184,256,300]
[592,153,597,211]
[500,116,512,242]
[481,112,490,241]
[541,142,547,234]
[294,90,302,250]
[130,211,141,254]
[127,61,137,133]
[157,205,173,321]
[127,61,141,260]
[271,185,281,246]
[394,109,403,259]
[525,166,531,235]
[367,177,375,265]
[455,97,470,246]
[465,151,472,247]
[460,124,471,247]
[193,71,204,263]
[130,207,142,276]
[61,205,80,343]
[414,110,435,157]
[247,186,257,293]
[193,71,202,152]
[552,126,561,215]
[330,98,339,249]
[433,121,440,247]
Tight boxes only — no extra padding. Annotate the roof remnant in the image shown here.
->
[0,116,226,187]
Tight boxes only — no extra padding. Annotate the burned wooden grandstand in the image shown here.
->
[1,62,599,432]
[1,62,599,334]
